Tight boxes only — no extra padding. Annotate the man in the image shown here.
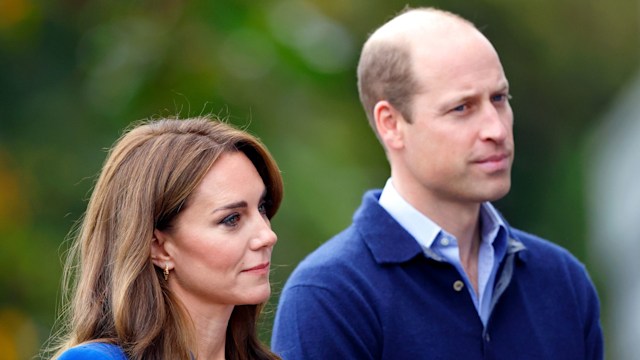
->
[272,7,603,360]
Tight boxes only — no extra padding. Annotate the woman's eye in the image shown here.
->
[221,213,240,227]
[258,201,268,215]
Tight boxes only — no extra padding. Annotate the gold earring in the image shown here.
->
[163,263,169,281]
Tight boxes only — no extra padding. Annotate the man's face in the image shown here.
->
[397,29,514,207]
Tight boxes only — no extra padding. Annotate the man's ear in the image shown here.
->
[374,100,406,150]
[150,229,173,270]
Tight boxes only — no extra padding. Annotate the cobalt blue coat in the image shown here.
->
[58,343,126,360]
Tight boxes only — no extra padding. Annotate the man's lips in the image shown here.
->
[474,152,509,162]
[472,153,511,172]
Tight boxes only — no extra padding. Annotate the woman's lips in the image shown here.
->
[242,262,270,274]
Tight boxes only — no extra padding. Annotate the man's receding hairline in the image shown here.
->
[366,7,475,46]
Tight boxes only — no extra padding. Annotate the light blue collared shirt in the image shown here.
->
[378,179,508,326]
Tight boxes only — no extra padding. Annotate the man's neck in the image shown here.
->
[394,181,481,243]
[392,178,483,291]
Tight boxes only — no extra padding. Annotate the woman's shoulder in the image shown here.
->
[57,342,126,360]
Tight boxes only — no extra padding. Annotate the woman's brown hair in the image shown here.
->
[48,117,283,359]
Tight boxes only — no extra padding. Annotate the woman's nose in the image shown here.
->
[251,217,277,249]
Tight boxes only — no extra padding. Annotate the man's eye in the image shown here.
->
[452,104,466,112]
[492,93,511,102]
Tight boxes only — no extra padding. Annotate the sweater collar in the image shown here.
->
[353,190,428,264]
[353,190,527,264]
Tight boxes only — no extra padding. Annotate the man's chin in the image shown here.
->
[483,181,511,202]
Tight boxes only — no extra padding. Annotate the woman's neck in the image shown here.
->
[171,286,234,360]
[190,304,234,360]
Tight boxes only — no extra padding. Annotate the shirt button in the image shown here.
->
[440,238,450,246]
[453,280,464,291]
[485,333,491,342]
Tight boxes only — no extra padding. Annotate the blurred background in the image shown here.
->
[0,0,638,359]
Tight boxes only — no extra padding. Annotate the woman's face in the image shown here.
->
[158,151,277,310]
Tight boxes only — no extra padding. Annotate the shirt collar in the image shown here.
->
[480,202,507,246]
[354,189,526,265]
[379,178,508,251]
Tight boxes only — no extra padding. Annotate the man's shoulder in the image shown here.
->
[511,227,572,255]
[283,188,430,289]
[289,190,385,273]
[286,224,373,283]
[510,227,589,273]
[57,343,126,360]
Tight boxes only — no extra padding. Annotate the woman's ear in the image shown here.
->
[150,229,173,270]
[374,100,406,150]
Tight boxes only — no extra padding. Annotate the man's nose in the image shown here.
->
[479,103,511,143]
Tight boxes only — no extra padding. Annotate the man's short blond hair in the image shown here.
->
[357,7,474,141]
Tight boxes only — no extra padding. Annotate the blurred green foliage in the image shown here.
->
[0,0,637,359]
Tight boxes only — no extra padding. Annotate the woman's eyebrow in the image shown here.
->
[212,201,248,214]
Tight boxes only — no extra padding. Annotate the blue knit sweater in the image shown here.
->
[272,190,603,359]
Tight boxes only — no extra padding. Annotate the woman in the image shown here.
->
[48,117,283,360]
